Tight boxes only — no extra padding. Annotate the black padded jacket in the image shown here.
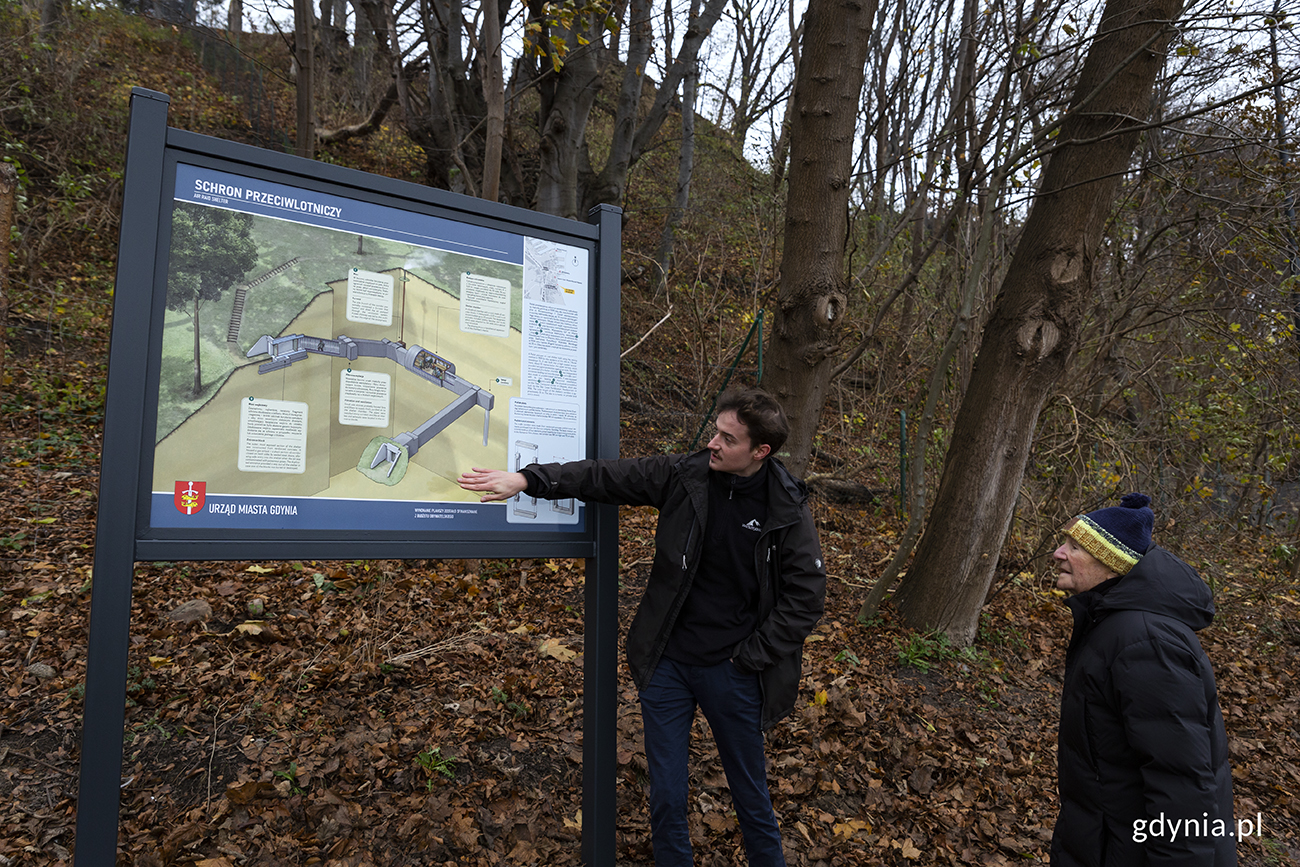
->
[1051,545,1235,867]
[521,451,826,729]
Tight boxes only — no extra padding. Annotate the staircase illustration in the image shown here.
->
[227,257,300,344]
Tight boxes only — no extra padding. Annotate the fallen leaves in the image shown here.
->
[832,817,872,839]
[225,780,279,805]
[538,637,577,662]
[892,836,923,859]
[1,470,1297,867]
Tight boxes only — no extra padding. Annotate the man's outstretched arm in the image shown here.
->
[457,467,528,502]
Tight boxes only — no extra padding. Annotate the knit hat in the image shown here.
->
[1063,493,1154,575]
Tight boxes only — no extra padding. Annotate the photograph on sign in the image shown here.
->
[148,163,590,533]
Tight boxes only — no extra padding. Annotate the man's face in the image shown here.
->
[1053,537,1117,595]
[707,410,769,476]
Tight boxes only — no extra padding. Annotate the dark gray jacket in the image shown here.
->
[1051,545,1235,867]
[523,451,826,728]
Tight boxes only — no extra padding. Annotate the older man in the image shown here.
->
[1051,492,1235,866]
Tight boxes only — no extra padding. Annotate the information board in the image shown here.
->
[76,88,622,866]
[151,162,592,537]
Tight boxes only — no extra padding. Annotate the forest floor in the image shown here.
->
[1,368,1298,865]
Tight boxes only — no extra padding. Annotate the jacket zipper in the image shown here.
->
[754,517,796,602]
[641,515,699,682]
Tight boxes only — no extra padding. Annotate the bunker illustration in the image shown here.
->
[247,333,495,485]
[508,441,575,520]
[512,439,539,518]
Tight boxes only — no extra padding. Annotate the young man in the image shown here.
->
[458,387,825,866]
[1051,493,1235,866]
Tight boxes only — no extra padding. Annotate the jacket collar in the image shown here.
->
[677,450,808,524]
[1066,544,1214,633]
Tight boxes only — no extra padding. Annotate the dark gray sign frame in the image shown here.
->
[75,88,622,865]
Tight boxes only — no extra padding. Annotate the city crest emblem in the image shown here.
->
[174,481,206,515]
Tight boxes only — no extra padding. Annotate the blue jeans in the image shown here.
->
[638,657,786,867]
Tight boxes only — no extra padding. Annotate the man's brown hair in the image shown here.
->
[715,387,789,454]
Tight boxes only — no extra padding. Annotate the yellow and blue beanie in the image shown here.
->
[1064,492,1153,575]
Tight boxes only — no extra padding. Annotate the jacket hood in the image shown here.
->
[1087,544,1214,631]
[763,455,810,509]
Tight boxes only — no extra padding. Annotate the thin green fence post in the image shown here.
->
[899,409,908,518]
[688,310,766,451]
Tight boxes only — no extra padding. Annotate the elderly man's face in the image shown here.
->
[1053,538,1118,595]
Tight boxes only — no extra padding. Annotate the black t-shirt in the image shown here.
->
[663,462,769,666]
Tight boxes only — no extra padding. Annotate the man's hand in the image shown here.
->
[457,467,528,502]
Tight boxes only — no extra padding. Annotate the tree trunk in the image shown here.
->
[534,15,601,218]
[892,0,1185,645]
[294,0,316,159]
[479,0,505,202]
[351,0,378,96]
[762,0,877,476]
[318,0,348,73]
[768,2,802,195]
[653,3,699,291]
[579,0,653,212]
[192,295,203,398]
[39,0,65,39]
[227,0,243,36]
[422,0,480,194]
[0,163,14,465]
[859,174,1002,623]
[580,0,728,213]
[1271,6,1300,345]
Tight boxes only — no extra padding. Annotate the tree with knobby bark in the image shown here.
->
[761,0,878,475]
[889,0,1187,644]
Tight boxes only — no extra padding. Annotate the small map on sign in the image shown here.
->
[522,238,586,308]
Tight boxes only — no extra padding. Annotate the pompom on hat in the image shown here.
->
[1063,493,1154,576]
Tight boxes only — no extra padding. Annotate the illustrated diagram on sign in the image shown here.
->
[507,440,577,521]
[511,439,539,518]
[148,178,586,522]
[551,456,575,515]
[246,333,494,485]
